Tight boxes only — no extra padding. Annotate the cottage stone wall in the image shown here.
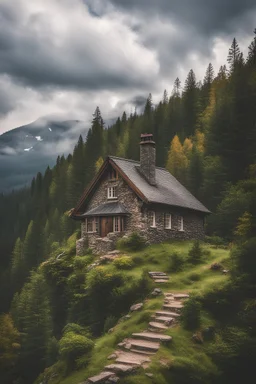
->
[140,206,205,244]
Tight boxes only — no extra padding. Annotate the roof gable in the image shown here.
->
[72,155,210,217]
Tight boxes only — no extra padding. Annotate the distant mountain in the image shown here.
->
[0,117,88,192]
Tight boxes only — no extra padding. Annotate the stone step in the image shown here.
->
[86,371,115,383]
[163,303,183,311]
[148,321,168,331]
[126,338,160,352]
[130,348,155,356]
[132,332,172,342]
[148,272,167,276]
[154,279,169,283]
[155,310,180,318]
[154,316,175,324]
[104,364,136,374]
[115,350,150,366]
[165,293,189,300]
[152,276,169,280]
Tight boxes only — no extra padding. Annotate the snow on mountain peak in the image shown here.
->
[35,136,43,141]
[24,147,33,152]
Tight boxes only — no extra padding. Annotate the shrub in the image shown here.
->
[117,232,146,252]
[113,256,134,270]
[132,254,144,265]
[168,252,185,272]
[205,236,226,247]
[63,323,90,337]
[103,316,117,333]
[59,332,94,369]
[188,240,203,264]
[181,295,201,330]
[188,272,201,281]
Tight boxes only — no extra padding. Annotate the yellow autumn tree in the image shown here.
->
[183,138,193,158]
[0,314,20,371]
[195,130,205,153]
[95,157,104,172]
[166,135,188,184]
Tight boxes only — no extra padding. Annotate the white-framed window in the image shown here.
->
[113,217,124,232]
[85,218,99,233]
[164,213,172,229]
[108,186,117,199]
[177,215,184,231]
[149,211,156,227]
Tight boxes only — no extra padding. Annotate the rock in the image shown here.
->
[145,373,154,378]
[108,328,114,334]
[192,333,203,344]
[210,262,222,270]
[124,315,131,320]
[222,269,229,274]
[104,364,136,374]
[106,376,119,383]
[107,250,121,255]
[107,354,117,360]
[151,288,162,296]
[130,303,143,312]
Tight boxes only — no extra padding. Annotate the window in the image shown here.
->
[113,217,124,232]
[95,217,99,233]
[86,218,99,233]
[177,216,184,231]
[108,186,117,199]
[149,211,156,227]
[109,168,118,180]
[87,218,94,232]
[164,213,172,229]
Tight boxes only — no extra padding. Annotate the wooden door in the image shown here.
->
[100,217,113,237]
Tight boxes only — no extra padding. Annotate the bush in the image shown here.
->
[63,323,90,337]
[181,295,201,330]
[103,316,117,333]
[168,252,185,272]
[188,240,203,264]
[205,236,226,247]
[113,256,134,270]
[231,237,256,285]
[132,255,144,265]
[188,272,201,281]
[117,232,146,252]
[59,332,94,369]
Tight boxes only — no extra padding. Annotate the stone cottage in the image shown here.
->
[71,133,210,255]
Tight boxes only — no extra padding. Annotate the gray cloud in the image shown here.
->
[0,0,255,137]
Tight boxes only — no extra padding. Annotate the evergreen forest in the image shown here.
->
[0,32,256,384]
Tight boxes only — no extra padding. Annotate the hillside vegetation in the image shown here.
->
[0,30,256,384]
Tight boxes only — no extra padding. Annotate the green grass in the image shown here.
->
[47,241,230,384]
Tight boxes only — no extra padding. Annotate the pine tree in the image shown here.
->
[182,69,199,137]
[227,38,244,72]
[162,89,168,104]
[173,77,181,97]
[247,28,256,66]
[144,93,153,115]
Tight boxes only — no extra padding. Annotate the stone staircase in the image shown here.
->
[148,271,169,283]
[82,288,189,384]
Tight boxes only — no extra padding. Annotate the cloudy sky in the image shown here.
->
[0,0,255,134]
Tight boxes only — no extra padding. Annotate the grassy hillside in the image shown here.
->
[36,240,231,384]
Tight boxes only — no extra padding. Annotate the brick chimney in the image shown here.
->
[140,133,156,185]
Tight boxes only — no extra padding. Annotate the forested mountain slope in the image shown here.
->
[0,32,256,384]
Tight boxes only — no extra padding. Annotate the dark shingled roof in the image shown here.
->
[79,201,130,217]
[109,156,210,214]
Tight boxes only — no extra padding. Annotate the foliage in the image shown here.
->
[117,232,146,252]
[0,314,20,371]
[59,332,94,370]
[113,256,134,270]
[181,295,201,330]
[188,240,203,264]
[168,251,185,272]
[231,237,256,285]
[103,316,117,333]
